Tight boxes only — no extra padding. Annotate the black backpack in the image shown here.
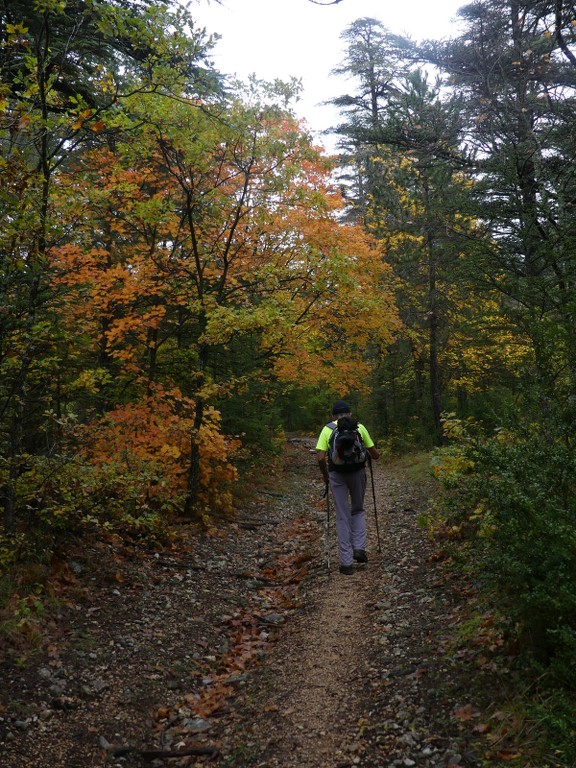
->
[327,416,367,473]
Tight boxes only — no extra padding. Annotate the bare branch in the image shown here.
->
[555,0,576,67]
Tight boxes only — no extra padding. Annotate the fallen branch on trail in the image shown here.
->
[237,518,273,529]
[141,746,220,760]
[154,559,204,570]
[106,745,219,760]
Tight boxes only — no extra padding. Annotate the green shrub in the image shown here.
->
[6,452,175,553]
[433,419,576,689]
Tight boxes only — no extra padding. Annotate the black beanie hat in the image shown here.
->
[332,400,351,415]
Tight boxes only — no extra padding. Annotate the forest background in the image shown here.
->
[1,0,576,762]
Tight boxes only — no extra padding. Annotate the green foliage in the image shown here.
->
[527,689,576,767]
[433,417,576,690]
[0,532,28,571]
[0,585,47,660]
[0,448,177,559]
[218,389,284,467]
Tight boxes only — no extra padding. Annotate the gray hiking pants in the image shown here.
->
[329,468,367,567]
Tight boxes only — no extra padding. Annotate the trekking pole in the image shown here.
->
[323,482,331,572]
[368,456,382,553]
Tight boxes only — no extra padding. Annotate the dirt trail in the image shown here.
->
[0,437,509,768]
[218,437,477,768]
[256,570,374,766]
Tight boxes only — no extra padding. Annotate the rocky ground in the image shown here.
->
[0,437,536,767]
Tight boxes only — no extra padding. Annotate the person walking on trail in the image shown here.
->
[316,400,379,575]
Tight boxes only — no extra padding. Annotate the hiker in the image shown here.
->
[316,400,379,575]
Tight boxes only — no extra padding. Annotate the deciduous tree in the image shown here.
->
[0,0,217,531]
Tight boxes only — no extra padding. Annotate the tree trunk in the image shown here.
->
[183,395,204,518]
[183,341,208,518]
[427,233,444,445]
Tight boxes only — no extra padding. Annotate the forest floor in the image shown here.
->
[0,437,542,768]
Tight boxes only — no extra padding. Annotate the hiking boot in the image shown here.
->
[339,564,354,575]
[353,549,368,563]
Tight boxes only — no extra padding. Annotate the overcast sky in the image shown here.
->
[192,0,465,148]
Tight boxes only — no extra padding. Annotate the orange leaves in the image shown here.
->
[79,388,239,518]
[90,120,106,133]
[451,703,525,763]
[70,109,104,132]
[16,113,32,132]
[51,95,400,398]
[452,703,480,723]
[265,216,399,389]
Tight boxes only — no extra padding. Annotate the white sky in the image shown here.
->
[192,0,465,149]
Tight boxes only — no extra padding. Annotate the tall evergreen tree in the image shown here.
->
[329,18,482,444]
[328,17,415,224]
[438,0,576,415]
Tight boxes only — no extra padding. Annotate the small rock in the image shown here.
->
[49,681,68,696]
[70,560,84,576]
[182,717,211,733]
[261,613,284,625]
[82,679,109,695]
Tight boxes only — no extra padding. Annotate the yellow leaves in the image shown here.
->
[33,0,66,13]
[159,444,181,459]
[201,305,279,345]
[443,292,532,395]
[431,419,477,484]
[5,23,29,37]
[439,413,470,441]
[72,369,113,394]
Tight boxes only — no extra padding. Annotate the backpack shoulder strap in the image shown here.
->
[327,421,337,431]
